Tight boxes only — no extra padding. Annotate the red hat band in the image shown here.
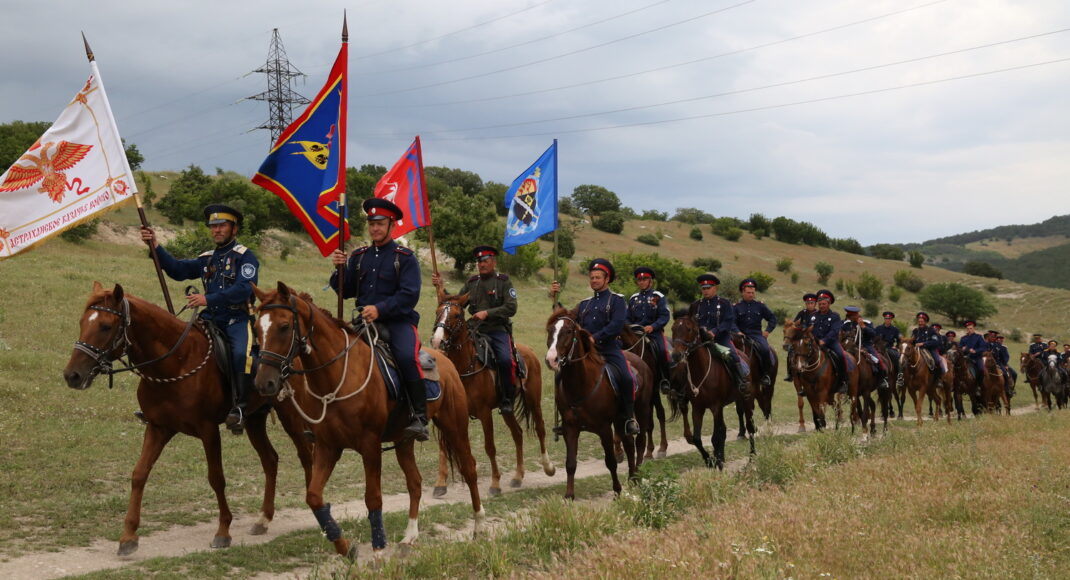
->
[367,206,399,220]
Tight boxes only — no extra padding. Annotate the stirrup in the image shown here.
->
[783,375,794,382]
[402,419,430,442]
[879,378,890,390]
[499,400,514,415]
[761,374,771,387]
[133,410,149,425]
[225,407,244,434]
[658,378,672,395]
[624,417,640,436]
[552,424,564,437]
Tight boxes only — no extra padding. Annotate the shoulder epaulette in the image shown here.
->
[579,296,593,304]
[652,290,664,298]
[232,244,248,255]
[468,275,480,282]
[496,273,509,281]
[394,246,414,256]
[199,250,213,258]
[612,291,624,298]
[351,246,369,255]
[629,292,641,300]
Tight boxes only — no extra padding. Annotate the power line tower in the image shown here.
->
[249,28,309,145]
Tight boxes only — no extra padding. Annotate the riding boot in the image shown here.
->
[731,359,749,395]
[402,379,430,442]
[498,376,515,416]
[876,369,889,391]
[225,374,251,435]
[622,395,640,436]
[658,360,673,394]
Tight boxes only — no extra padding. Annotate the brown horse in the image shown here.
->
[1018,352,1042,411]
[949,346,980,419]
[731,334,777,440]
[252,282,483,559]
[545,307,653,498]
[840,330,886,434]
[429,292,555,497]
[899,342,950,426]
[785,325,850,432]
[781,320,809,432]
[980,352,1011,414]
[669,313,755,469]
[61,282,311,556]
[619,325,670,459]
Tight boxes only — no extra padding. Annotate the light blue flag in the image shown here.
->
[503,140,557,254]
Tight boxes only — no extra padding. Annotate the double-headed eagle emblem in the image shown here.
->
[0,140,94,202]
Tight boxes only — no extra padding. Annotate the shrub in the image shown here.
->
[831,237,865,255]
[746,271,775,292]
[636,233,660,246]
[772,307,790,323]
[815,261,834,284]
[863,300,880,317]
[856,271,883,300]
[640,209,669,221]
[1009,328,1023,342]
[541,225,577,259]
[60,219,99,244]
[721,227,743,241]
[751,228,766,239]
[888,286,903,303]
[671,207,714,224]
[790,272,799,284]
[592,211,624,234]
[845,281,855,298]
[617,462,682,529]
[868,243,905,261]
[964,261,1003,280]
[894,270,925,293]
[985,284,998,293]
[165,227,214,259]
[692,257,721,272]
[748,213,771,233]
[835,279,845,292]
[710,217,744,237]
[775,257,793,272]
[917,282,998,325]
[497,243,545,280]
[689,226,703,241]
[908,250,925,268]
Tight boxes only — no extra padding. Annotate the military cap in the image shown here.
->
[803,293,818,301]
[946,331,957,338]
[816,289,835,304]
[844,306,861,313]
[472,246,498,261]
[697,273,720,287]
[588,258,616,283]
[932,323,943,330]
[204,204,243,227]
[633,267,656,280]
[916,311,930,321]
[363,198,404,221]
[963,320,976,327]
[739,278,758,292]
[882,311,895,319]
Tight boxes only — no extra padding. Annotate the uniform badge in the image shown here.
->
[241,263,256,279]
[509,288,517,299]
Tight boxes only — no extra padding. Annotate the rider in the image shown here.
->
[1028,334,1046,358]
[140,204,259,434]
[996,334,1016,395]
[811,290,850,394]
[431,246,519,415]
[784,293,818,386]
[842,306,888,390]
[329,198,427,442]
[734,278,777,387]
[550,259,640,435]
[911,312,946,380]
[626,267,672,394]
[1043,340,1068,384]
[932,324,949,355]
[945,330,958,348]
[958,321,987,397]
[689,273,749,393]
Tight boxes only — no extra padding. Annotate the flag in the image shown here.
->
[373,136,429,239]
[502,140,557,255]
[252,39,348,257]
[0,61,137,259]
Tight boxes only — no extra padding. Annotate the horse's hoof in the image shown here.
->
[509,478,523,488]
[736,434,746,441]
[489,486,502,497]
[210,535,231,549]
[250,522,269,536]
[655,450,667,459]
[396,543,413,558]
[117,539,139,557]
[346,544,358,561]
[432,486,448,498]
[543,465,556,477]
[716,461,725,471]
[797,425,806,433]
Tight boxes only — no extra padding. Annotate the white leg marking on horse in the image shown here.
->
[474,507,486,535]
[88,311,98,323]
[258,313,273,345]
[546,320,564,371]
[256,511,271,527]
[401,518,419,544]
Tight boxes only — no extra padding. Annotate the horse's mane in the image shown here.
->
[545,306,604,365]
[293,291,355,333]
[673,307,691,320]
[546,306,577,329]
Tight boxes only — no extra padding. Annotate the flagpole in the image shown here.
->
[551,138,559,308]
[83,33,174,315]
[415,136,439,276]
[335,14,349,320]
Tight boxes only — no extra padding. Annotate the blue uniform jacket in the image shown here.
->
[627,289,670,333]
[329,241,421,327]
[995,344,1011,366]
[874,324,900,348]
[810,310,842,347]
[577,289,627,349]
[689,296,737,337]
[912,326,941,350]
[842,320,877,347]
[1029,342,1046,357]
[155,239,258,324]
[734,299,777,336]
[958,333,987,359]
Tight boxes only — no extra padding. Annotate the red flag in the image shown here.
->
[373,136,429,239]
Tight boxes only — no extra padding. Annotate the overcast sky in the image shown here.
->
[2,0,1068,244]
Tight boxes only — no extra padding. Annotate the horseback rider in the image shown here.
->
[932,324,949,355]
[1063,343,1070,365]
[689,273,749,393]
[996,334,1016,395]
[842,307,888,390]
[140,204,258,434]
[329,198,428,442]
[958,320,987,397]
[811,290,851,394]
[1043,340,1068,384]
[431,246,519,415]
[1028,334,1046,358]
[945,330,958,348]
[734,278,777,387]
[625,267,672,394]
[550,259,640,435]
[784,293,818,389]
[911,312,946,380]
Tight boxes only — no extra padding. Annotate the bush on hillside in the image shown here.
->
[894,270,925,293]
[692,257,721,272]
[815,261,834,284]
[963,260,1003,280]
[868,243,905,261]
[640,209,669,221]
[60,219,99,244]
[746,272,775,292]
[918,282,997,325]
[721,227,743,242]
[592,211,625,234]
[835,279,845,292]
[636,233,660,246]
[775,257,793,272]
[888,286,903,303]
[856,272,883,301]
[748,213,771,234]
[689,226,703,241]
[790,272,799,284]
[863,300,880,318]
[831,237,865,255]
[908,250,925,268]
[497,243,545,280]
[671,207,714,224]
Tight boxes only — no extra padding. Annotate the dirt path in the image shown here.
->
[0,405,1032,579]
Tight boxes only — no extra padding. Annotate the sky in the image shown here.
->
[2,0,1068,245]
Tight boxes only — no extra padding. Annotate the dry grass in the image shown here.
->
[965,235,1070,259]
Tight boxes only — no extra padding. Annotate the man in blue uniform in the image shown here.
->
[784,293,818,386]
[911,312,946,380]
[1042,340,1068,384]
[330,198,427,442]
[1028,334,1046,358]
[550,259,639,435]
[626,267,672,393]
[1063,344,1070,365]
[843,306,888,390]
[811,290,851,394]
[140,204,259,433]
[734,278,777,386]
[996,334,1016,395]
[958,320,987,396]
[688,273,748,393]
[932,324,949,355]
[945,330,957,348]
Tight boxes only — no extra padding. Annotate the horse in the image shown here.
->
[841,329,885,435]
[735,333,778,438]
[429,291,555,497]
[252,282,483,559]
[979,352,1011,414]
[785,324,849,432]
[1018,353,1042,411]
[949,346,979,419]
[781,320,809,432]
[669,313,755,469]
[1035,352,1066,411]
[545,307,654,499]
[61,282,311,556]
[618,325,670,459]
[899,341,949,426]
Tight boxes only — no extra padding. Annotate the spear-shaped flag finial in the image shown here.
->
[342,11,348,43]
[81,31,94,62]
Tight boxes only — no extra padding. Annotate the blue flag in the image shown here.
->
[503,141,557,255]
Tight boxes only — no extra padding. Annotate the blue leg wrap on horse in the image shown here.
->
[368,509,387,550]
[312,504,342,542]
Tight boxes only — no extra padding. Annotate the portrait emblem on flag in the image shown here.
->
[507,167,542,236]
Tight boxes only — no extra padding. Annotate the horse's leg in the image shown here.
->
[393,440,423,553]
[681,397,693,442]
[712,406,727,471]
[243,410,278,535]
[199,426,234,549]
[914,383,925,427]
[654,389,668,459]
[527,382,556,476]
[797,393,806,433]
[745,399,757,456]
[691,403,712,468]
[735,400,746,440]
[118,424,176,556]
[433,447,449,498]
[432,395,485,536]
[502,410,526,488]
[599,425,624,495]
[477,410,503,496]
[563,425,580,500]
[307,445,351,558]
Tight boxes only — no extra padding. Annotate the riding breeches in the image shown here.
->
[384,322,425,382]
[486,330,517,386]
[222,317,254,376]
[744,332,775,368]
[864,345,887,372]
[600,347,635,402]
[648,332,671,365]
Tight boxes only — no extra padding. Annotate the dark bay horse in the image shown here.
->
[734,334,777,439]
[899,342,950,426]
[62,282,311,556]
[950,346,979,419]
[841,330,885,434]
[1018,352,1042,411]
[430,291,555,497]
[619,325,670,459]
[785,324,849,432]
[545,307,654,498]
[781,321,809,432]
[669,313,755,469]
[253,282,483,559]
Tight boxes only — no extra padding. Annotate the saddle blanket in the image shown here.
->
[606,362,641,397]
[377,348,443,403]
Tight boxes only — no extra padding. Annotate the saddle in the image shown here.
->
[604,361,640,397]
[919,348,935,371]
[472,332,527,380]
[200,319,237,393]
[358,321,441,402]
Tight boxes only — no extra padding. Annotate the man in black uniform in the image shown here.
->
[432,246,519,415]
[734,278,777,386]
[626,267,672,393]
[1028,334,1046,358]
[842,306,888,390]
[811,290,851,394]
[784,293,818,385]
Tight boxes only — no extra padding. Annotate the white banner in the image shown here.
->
[0,61,137,259]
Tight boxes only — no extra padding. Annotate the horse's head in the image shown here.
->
[252,281,315,397]
[1046,353,1060,369]
[545,306,588,372]
[669,310,702,364]
[781,320,799,349]
[431,293,469,350]
[64,282,130,390]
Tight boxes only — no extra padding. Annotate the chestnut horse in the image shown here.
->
[62,282,311,556]
[841,329,886,434]
[669,313,755,469]
[785,325,850,432]
[1018,352,1042,411]
[252,283,483,559]
[545,307,654,498]
[899,342,950,426]
[430,292,555,497]
[619,325,670,459]
[979,352,1011,414]
[781,320,809,432]
[949,346,980,419]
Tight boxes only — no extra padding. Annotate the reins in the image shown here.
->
[433,301,490,377]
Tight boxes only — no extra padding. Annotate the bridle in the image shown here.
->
[550,315,605,409]
[790,331,825,375]
[669,318,715,395]
[549,316,592,369]
[433,300,489,377]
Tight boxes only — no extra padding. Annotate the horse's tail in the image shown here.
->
[667,388,684,421]
[514,378,534,432]
[435,423,459,480]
